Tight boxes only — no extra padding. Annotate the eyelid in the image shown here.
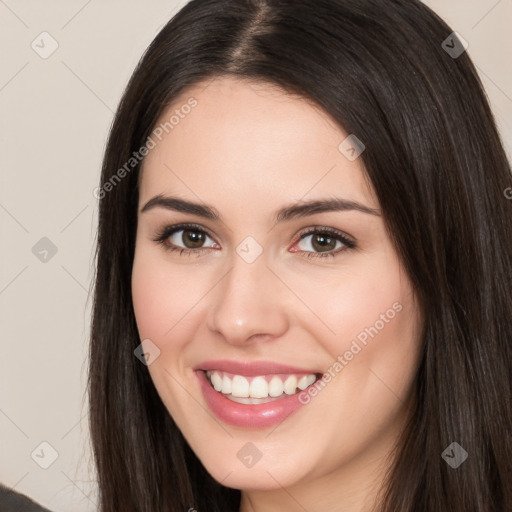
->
[152,222,356,257]
[152,222,217,247]
[295,225,355,244]
[291,225,356,259]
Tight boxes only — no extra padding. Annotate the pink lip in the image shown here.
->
[196,370,314,428]
[194,360,321,429]
[194,359,320,377]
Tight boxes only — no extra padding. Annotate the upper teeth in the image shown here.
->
[206,370,317,398]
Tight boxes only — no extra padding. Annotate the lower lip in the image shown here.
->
[196,370,310,429]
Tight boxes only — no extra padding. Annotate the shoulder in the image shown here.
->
[0,483,52,511]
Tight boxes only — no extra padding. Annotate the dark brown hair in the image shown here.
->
[88,0,512,510]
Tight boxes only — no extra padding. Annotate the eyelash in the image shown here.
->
[152,222,356,259]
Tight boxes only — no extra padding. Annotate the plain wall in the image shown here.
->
[0,1,510,510]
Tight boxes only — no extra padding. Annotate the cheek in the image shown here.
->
[131,249,201,414]
[296,249,421,399]
[131,246,205,342]
[294,259,408,354]
[131,259,171,341]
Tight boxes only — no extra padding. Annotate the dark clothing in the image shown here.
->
[0,484,52,512]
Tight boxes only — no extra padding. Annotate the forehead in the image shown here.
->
[139,76,376,213]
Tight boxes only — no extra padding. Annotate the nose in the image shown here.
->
[206,250,289,346]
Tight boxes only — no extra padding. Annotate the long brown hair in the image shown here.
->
[88,0,512,510]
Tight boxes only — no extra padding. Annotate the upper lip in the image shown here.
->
[194,359,321,377]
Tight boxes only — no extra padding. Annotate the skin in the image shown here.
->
[131,76,423,512]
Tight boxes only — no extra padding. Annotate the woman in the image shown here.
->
[88,0,512,510]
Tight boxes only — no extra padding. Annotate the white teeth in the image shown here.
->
[249,376,268,398]
[227,395,283,404]
[268,376,284,397]
[222,374,232,394]
[211,371,223,392]
[231,375,250,397]
[206,370,317,399]
[298,374,316,390]
[283,375,298,395]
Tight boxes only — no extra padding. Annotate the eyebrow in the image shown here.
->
[140,194,380,221]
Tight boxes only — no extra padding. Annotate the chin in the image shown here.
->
[211,465,303,491]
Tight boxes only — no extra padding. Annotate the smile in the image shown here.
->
[206,370,318,404]
[195,360,323,428]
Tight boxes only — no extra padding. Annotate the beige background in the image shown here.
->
[0,1,510,510]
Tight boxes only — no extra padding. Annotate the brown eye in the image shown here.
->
[153,223,219,255]
[293,227,356,259]
[310,233,338,252]
[166,227,216,250]
[180,229,207,248]
[297,232,343,253]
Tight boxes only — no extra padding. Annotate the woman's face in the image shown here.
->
[132,76,422,501]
